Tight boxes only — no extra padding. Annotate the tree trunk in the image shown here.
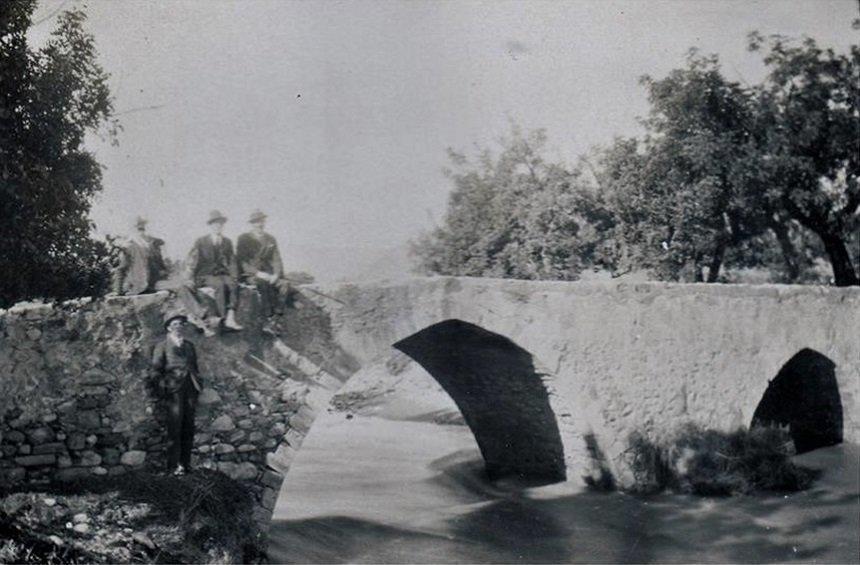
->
[819,231,860,287]
[706,241,725,283]
[770,222,800,282]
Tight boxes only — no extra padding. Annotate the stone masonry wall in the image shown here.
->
[0,289,354,536]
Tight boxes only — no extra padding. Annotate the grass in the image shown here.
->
[625,423,819,496]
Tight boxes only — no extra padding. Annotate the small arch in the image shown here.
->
[751,348,843,454]
[393,319,566,484]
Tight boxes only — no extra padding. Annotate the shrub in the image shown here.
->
[625,423,818,496]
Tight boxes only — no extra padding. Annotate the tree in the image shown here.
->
[0,2,117,307]
[747,32,859,286]
[412,127,613,281]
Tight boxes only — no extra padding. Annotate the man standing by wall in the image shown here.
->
[180,210,243,332]
[110,216,168,296]
[150,312,202,475]
[236,209,290,328]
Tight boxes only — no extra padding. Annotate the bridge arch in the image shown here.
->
[393,319,567,483]
[751,348,843,454]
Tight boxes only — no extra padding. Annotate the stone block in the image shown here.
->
[32,442,65,455]
[120,450,147,466]
[260,470,283,489]
[238,418,253,430]
[18,444,31,455]
[269,422,286,437]
[78,451,101,467]
[214,444,235,455]
[198,388,221,405]
[27,427,55,445]
[81,368,113,385]
[233,462,258,481]
[210,415,235,432]
[92,466,108,476]
[15,454,56,467]
[76,411,101,430]
[66,433,86,450]
[261,486,279,510]
[248,431,264,443]
[237,444,256,453]
[5,430,25,443]
[228,430,246,443]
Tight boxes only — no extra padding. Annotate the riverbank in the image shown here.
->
[0,470,263,564]
[271,413,860,564]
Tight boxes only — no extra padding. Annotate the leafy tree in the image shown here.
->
[412,127,613,281]
[0,2,117,307]
[746,32,859,286]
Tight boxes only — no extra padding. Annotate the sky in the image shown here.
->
[28,0,859,274]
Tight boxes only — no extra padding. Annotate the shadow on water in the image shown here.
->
[270,443,859,564]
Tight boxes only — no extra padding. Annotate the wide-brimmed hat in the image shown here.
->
[132,216,148,229]
[248,209,267,224]
[163,311,188,328]
[207,210,228,224]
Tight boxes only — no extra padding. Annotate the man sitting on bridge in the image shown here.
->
[236,209,290,328]
[110,216,168,296]
[178,210,244,335]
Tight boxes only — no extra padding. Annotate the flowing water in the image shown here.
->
[270,413,859,564]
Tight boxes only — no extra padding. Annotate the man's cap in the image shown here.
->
[132,216,148,229]
[163,311,188,328]
[249,209,267,224]
[207,210,228,224]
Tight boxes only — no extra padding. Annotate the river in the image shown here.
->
[270,413,859,564]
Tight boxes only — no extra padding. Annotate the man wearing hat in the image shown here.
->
[180,210,243,331]
[110,216,168,295]
[150,312,202,475]
[236,209,290,322]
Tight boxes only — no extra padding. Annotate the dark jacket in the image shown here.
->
[113,236,168,295]
[150,337,201,395]
[236,232,284,280]
[186,235,238,283]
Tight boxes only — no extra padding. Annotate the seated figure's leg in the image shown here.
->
[177,284,209,319]
[202,275,229,317]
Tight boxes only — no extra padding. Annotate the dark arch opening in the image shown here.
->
[393,319,566,484]
[751,348,843,454]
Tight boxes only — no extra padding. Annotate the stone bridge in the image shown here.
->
[1,277,857,540]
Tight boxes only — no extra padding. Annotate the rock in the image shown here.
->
[86,434,98,446]
[47,535,64,546]
[42,413,57,423]
[73,522,90,534]
[76,411,101,430]
[1,467,26,483]
[229,430,246,443]
[17,444,31,455]
[5,430,25,443]
[79,451,101,467]
[198,388,221,405]
[249,431,264,443]
[66,433,86,450]
[57,454,72,468]
[81,368,113,385]
[33,442,65,455]
[15,454,56,467]
[217,462,237,476]
[43,497,57,507]
[238,418,254,429]
[27,427,55,445]
[211,415,235,432]
[132,532,157,550]
[92,466,108,475]
[260,470,283,488]
[73,513,89,524]
[233,462,258,480]
[214,444,235,455]
[26,328,42,340]
[56,468,90,481]
[237,444,256,453]
[120,450,147,466]
[270,422,286,437]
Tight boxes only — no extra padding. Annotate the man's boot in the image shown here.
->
[224,309,244,331]
[188,313,216,337]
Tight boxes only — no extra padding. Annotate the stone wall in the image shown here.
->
[0,289,353,535]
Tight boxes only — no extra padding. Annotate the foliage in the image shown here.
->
[626,424,818,496]
[0,2,118,307]
[412,127,615,280]
[415,31,858,286]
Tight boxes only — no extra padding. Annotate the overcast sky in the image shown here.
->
[30,0,859,263]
